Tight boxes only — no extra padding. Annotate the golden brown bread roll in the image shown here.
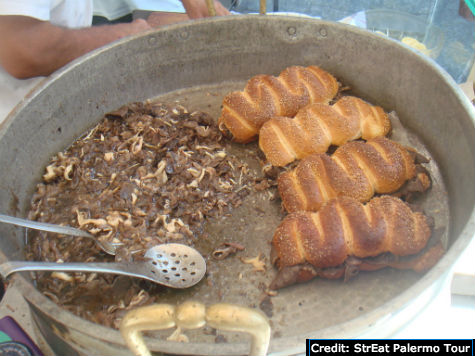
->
[259,96,391,166]
[218,65,339,143]
[269,195,443,290]
[272,195,432,269]
[278,137,420,213]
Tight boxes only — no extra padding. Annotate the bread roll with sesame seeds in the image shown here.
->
[259,96,391,167]
[272,195,432,269]
[218,65,339,143]
[268,195,443,290]
[278,137,426,213]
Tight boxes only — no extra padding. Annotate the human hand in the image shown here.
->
[146,12,190,28]
[128,18,153,34]
[181,0,231,18]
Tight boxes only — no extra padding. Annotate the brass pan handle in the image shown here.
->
[120,301,271,356]
[206,0,216,16]
[260,0,267,15]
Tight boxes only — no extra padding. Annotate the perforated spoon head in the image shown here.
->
[143,243,206,288]
[0,243,206,289]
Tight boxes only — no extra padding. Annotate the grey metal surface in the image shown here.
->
[0,15,474,355]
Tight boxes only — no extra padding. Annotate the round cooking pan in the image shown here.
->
[0,15,474,356]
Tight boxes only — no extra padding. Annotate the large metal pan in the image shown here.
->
[0,15,474,356]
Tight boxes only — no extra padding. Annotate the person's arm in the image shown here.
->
[0,15,152,79]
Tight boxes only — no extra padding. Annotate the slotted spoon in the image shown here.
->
[0,243,206,289]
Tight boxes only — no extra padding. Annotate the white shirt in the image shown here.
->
[0,0,93,124]
[93,0,185,21]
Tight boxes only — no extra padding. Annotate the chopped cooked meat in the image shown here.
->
[26,101,262,327]
[212,242,245,260]
[241,253,266,272]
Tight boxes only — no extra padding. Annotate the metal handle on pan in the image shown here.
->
[260,0,267,15]
[120,301,271,356]
[206,0,216,16]
[206,0,267,15]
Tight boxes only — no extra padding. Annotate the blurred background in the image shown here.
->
[221,0,475,84]
[93,0,475,84]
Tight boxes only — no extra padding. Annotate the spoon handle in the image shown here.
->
[0,261,143,279]
[0,213,93,238]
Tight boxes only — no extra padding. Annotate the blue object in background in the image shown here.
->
[465,0,475,16]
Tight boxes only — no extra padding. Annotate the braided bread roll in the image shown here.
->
[218,65,339,143]
[278,137,417,213]
[259,96,391,166]
[272,195,432,270]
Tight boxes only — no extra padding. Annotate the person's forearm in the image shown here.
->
[0,16,151,79]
